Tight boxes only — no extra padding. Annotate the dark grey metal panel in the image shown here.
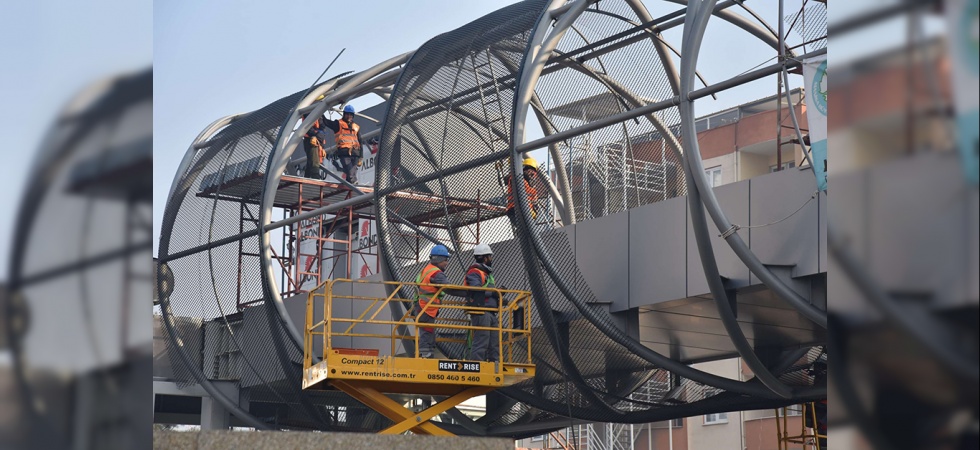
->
[328,282,354,350]
[238,307,288,388]
[637,288,826,365]
[826,166,873,319]
[629,195,688,308]
[687,179,751,296]
[646,289,822,334]
[487,237,529,290]
[749,169,820,280]
[283,291,309,338]
[153,315,201,380]
[576,210,630,312]
[869,154,973,308]
[970,189,979,304]
[349,276,396,356]
[819,189,827,274]
[635,338,737,365]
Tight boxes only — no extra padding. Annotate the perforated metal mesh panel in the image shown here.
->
[373,0,821,428]
[156,85,381,430]
[156,0,826,435]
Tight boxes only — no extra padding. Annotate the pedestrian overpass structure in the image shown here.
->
[154,0,830,437]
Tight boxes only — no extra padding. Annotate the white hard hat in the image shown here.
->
[473,243,493,256]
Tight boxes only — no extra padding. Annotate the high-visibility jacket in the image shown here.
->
[415,263,445,318]
[506,175,538,216]
[335,120,360,150]
[464,264,497,308]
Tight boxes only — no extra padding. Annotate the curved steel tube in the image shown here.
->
[510,0,802,399]
[155,0,838,432]
[167,113,246,202]
[258,52,411,349]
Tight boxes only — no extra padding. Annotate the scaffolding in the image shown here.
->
[775,402,827,450]
[195,168,509,311]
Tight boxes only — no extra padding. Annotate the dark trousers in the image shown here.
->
[468,313,499,362]
[304,143,321,178]
[338,148,359,183]
[506,208,517,229]
[416,310,437,358]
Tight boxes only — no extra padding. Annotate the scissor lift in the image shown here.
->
[303,279,535,435]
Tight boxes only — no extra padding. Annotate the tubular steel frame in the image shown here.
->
[156,0,830,435]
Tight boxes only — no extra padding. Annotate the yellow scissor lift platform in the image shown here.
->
[303,278,535,435]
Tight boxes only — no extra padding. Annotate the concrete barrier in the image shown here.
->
[154,430,514,450]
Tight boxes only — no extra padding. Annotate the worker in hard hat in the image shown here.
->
[414,244,467,358]
[464,243,501,362]
[322,104,364,184]
[301,113,330,179]
[505,156,540,229]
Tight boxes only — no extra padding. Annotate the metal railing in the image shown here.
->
[304,278,533,371]
[775,402,827,450]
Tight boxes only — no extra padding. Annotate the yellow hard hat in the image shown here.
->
[522,156,538,170]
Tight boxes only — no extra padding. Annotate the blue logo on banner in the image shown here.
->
[811,61,828,117]
[957,111,979,186]
[811,139,828,191]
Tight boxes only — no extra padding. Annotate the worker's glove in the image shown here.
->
[310,136,320,147]
[357,159,363,167]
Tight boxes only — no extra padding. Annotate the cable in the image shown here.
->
[718,190,818,237]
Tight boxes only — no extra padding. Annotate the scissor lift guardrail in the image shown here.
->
[775,402,827,450]
[302,278,535,435]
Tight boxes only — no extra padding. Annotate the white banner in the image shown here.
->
[294,217,323,291]
[353,218,378,279]
[947,0,979,185]
[358,141,379,186]
[802,55,828,191]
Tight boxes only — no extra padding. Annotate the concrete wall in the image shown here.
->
[702,153,738,186]
[155,430,514,450]
[637,422,689,450]
[744,416,802,450]
[687,359,742,450]
[738,152,771,182]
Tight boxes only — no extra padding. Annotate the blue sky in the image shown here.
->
[151,0,822,257]
[0,0,151,278]
[0,0,912,278]
[153,0,534,255]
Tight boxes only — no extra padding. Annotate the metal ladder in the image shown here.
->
[470,47,509,187]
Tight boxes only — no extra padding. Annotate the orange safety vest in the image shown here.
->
[335,119,360,151]
[506,175,539,214]
[465,265,496,309]
[415,263,444,318]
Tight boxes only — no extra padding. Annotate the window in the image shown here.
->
[695,118,709,132]
[785,404,803,416]
[530,434,545,442]
[704,412,729,425]
[705,166,723,187]
[770,161,796,172]
[670,418,683,428]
